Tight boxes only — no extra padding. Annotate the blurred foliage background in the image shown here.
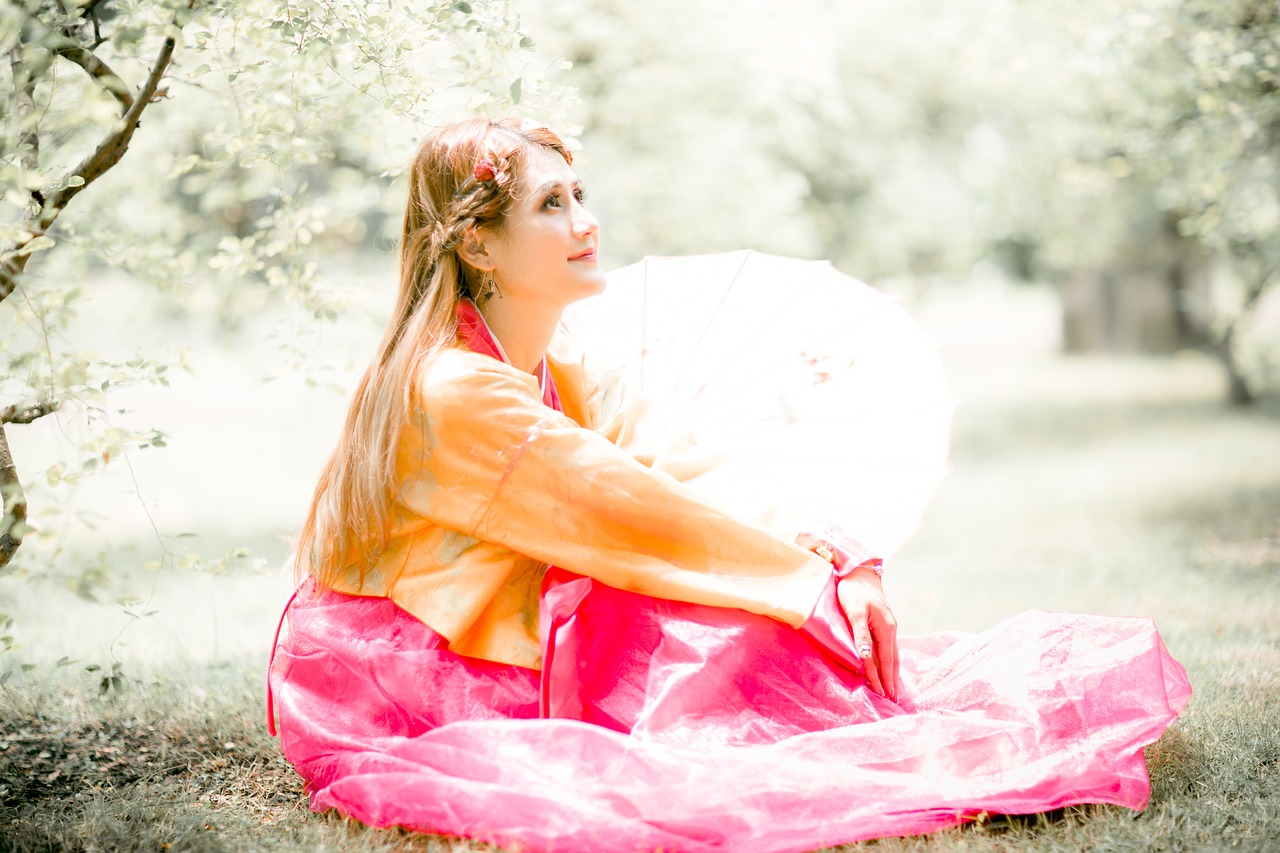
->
[535,0,1280,403]
[1,0,1278,628]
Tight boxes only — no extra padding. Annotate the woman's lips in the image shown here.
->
[570,249,596,261]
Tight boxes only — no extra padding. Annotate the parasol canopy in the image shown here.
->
[562,250,956,558]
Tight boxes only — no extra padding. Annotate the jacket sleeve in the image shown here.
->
[397,352,832,627]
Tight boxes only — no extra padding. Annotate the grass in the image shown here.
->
[0,665,496,852]
[1,341,1278,852]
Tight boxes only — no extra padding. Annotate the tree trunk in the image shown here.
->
[0,424,28,568]
[1216,333,1257,407]
[1226,369,1255,406]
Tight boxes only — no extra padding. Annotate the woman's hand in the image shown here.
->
[837,567,899,702]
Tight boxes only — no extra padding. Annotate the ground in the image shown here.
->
[0,286,1277,852]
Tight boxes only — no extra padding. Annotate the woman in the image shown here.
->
[269,118,1190,852]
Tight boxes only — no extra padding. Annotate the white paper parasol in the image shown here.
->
[562,250,955,558]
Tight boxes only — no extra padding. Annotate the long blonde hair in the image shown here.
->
[297,118,574,589]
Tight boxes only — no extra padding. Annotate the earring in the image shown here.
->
[482,272,501,302]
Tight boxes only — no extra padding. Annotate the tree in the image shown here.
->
[1,0,573,579]
[1082,0,1280,403]
[1,0,188,569]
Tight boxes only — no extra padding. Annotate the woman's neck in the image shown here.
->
[475,297,563,374]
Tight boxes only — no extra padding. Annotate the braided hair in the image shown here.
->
[298,118,574,589]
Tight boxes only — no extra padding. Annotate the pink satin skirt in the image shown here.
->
[268,569,1191,852]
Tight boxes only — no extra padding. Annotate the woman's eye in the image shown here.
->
[543,194,562,210]
[573,188,588,204]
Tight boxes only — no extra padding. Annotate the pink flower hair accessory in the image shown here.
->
[473,158,497,183]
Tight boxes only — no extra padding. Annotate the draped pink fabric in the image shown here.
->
[269,576,1191,852]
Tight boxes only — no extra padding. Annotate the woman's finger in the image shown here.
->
[890,637,901,696]
[871,610,899,702]
[850,613,886,697]
[877,627,898,703]
[890,622,901,701]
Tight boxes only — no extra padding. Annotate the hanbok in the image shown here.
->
[268,297,1191,852]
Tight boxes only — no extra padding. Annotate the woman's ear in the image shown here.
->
[457,227,493,272]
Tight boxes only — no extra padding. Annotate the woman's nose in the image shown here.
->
[572,199,598,237]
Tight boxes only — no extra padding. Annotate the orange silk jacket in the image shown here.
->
[323,333,833,670]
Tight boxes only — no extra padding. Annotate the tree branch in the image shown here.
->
[10,47,40,174]
[0,14,182,306]
[0,400,58,425]
[85,0,106,48]
[17,2,134,113]
[0,46,43,306]
[52,44,135,113]
[0,254,29,306]
[40,29,178,227]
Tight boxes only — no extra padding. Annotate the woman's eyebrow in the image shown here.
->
[533,178,583,196]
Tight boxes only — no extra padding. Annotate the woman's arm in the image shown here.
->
[398,351,833,629]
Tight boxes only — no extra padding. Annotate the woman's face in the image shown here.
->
[481,147,604,310]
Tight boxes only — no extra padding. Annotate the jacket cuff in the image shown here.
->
[795,527,884,578]
[797,572,863,671]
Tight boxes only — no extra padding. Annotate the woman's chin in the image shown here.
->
[568,273,608,303]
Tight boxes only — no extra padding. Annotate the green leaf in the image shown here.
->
[18,235,54,255]
[454,2,473,13]
[66,175,85,188]
[510,77,522,104]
